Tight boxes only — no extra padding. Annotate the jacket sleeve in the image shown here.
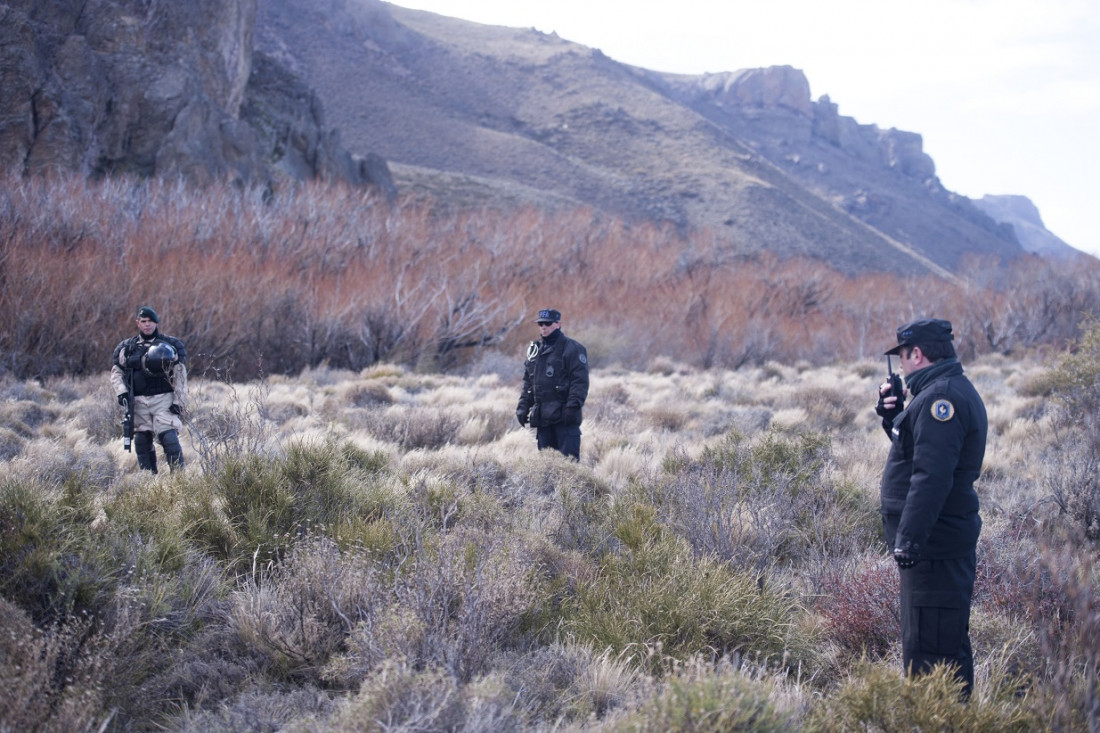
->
[165,336,188,408]
[172,363,188,409]
[516,349,535,412]
[109,340,128,396]
[564,341,589,409]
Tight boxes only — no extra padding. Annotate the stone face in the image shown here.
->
[0,0,388,190]
[693,66,815,117]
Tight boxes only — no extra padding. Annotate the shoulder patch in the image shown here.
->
[930,399,955,422]
[578,352,587,365]
[526,342,539,361]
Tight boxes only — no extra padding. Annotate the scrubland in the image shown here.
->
[2,175,1100,731]
[3,329,1100,731]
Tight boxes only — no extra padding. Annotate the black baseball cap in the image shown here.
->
[884,318,953,355]
[536,308,561,323]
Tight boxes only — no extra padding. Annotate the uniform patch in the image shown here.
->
[931,399,955,422]
[579,353,587,365]
[526,342,539,361]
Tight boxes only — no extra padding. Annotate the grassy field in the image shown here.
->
[2,324,1099,730]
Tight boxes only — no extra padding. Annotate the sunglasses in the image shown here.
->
[537,321,555,326]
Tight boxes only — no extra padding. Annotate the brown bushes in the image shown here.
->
[4,175,1100,380]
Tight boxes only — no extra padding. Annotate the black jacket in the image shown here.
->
[880,360,986,559]
[516,330,589,427]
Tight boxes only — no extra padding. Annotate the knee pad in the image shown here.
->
[134,431,158,473]
[158,430,184,471]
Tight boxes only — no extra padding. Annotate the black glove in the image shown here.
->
[875,385,905,423]
[169,404,182,416]
[893,548,918,569]
[563,406,581,425]
[117,393,129,407]
[516,408,528,427]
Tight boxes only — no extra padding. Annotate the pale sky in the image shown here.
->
[389,0,1100,257]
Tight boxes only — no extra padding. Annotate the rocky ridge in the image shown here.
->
[252,0,1051,275]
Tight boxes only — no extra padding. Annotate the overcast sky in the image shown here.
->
[390,0,1099,257]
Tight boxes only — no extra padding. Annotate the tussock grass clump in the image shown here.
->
[651,429,873,573]
[184,439,384,568]
[0,478,117,623]
[559,521,819,673]
[807,660,1040,732]
[614,655,799,732]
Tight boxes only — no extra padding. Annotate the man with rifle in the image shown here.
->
[875,317,987,699]
[110,306,188,473]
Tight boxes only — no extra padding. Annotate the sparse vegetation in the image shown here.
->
[2,175,1100,730]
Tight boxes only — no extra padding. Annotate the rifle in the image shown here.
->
[121,366,135,452]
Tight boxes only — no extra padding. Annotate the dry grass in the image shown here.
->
[3,342,1099,729]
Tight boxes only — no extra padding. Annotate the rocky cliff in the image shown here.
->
[0,0,393,194]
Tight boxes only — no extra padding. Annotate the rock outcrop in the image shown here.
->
[0,0,393,194]
[975,195,1079,259]
[691,66,815,117]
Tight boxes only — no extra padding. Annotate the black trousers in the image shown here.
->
[899,551,976,697]
[536,423,581,459]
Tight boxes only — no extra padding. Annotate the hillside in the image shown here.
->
[256,0,1038,276]
[0,0,1077,276]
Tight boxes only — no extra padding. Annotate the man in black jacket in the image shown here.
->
[516,308,589,459]
[875,317,987,697]
[110,306,188,473]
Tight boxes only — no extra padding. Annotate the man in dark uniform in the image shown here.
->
[516,308,589,459]
[875,317,987,697]
[110,306,188,473]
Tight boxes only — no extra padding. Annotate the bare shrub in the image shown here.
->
[1025,547,1100,730]
[4,175,1099,380]
[177,686,336,733]
[648,429,849,576]
[1036,317,1100,542]
[0,598,119,732]
[815,554,899,660]
[360,404,465,450]
[332,523,542,686]
[186,373,279,475]
[229,536,379,685]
